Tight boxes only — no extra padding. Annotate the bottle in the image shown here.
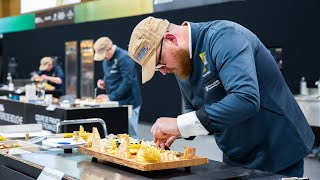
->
[7,73,12,84]
[315,78,320,96]
[25,133,30,141]
[37,82,46,101]
[7,73,14,91]
[300,77,308,95]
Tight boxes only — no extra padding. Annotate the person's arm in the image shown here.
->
[108,55,134,101]
[97,79,105,89]
[195,29,260,135]
[41,75,62,84]
[41,65,64,84]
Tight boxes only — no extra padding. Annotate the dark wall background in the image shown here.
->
[1,0,320,123]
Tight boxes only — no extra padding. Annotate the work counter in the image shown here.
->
[0,150,285,180]
[295,95,320,127]
[0,98,129,136]
[295,95,320,160]
[0,88,63,99]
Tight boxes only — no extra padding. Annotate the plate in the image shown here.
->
[42,138,85,149]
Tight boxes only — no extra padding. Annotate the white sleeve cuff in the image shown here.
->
[177,111,209,138]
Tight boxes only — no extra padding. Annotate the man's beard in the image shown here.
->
[175,49,192,80]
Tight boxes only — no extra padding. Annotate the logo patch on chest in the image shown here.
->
[205,79,221,92]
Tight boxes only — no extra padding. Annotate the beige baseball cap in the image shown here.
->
[128,16,169,84]
[39,57,53,71]
[93,37,113,61]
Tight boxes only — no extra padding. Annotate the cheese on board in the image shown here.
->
[91,127,105,153]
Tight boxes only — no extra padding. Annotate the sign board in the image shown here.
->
[37,167,64,180]
[154,0,245,12]
[35,6,74,28]
[0,99,25,125]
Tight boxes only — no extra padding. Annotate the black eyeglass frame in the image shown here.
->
[155,38,165,71]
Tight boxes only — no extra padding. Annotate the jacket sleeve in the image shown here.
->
[55,65,65,79]
[196,29,260,133]
[108,55,134,101]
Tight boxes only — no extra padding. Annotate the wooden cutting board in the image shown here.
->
[78,145,208,171]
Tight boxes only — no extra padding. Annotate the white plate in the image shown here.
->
[42,138,85,149]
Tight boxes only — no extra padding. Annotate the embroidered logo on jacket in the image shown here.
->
[112,59,118,69]
[202,71,211,78]
[111,59,118,73]
[199,52,207,73]
[205,80,221,92]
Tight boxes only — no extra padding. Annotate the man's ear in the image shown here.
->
[163,33,178,46]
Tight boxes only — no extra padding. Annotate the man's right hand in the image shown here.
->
[151,117,181,149]
[154,135,179,150]
[96,94,109,101]
[97,79,105,89]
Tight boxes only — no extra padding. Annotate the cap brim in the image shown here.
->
[94,52,106,61]
[39,64,49,71]
[141,52,157,84]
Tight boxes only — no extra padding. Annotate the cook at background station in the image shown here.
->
[0,56,117,108]
[0,56,64,104]
[33,56,65,96]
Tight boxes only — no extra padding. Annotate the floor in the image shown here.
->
[137,122,320,180]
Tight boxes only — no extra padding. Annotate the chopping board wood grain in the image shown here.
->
[78,145,208,171]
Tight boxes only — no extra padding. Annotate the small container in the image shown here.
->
[8,83,14,91]
[60,100,71,108]
[7,73,14,91]
[315,78,320,96]
[45,94,53,105]
[25,133,30,141]
[25,84,37,101]
[300,77,308,95]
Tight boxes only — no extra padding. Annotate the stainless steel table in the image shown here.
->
[0,150,285,180]
[295,95,320,127]
[295,95,320,160]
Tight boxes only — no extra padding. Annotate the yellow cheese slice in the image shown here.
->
[116,134,131,159]
[183,147,196,159]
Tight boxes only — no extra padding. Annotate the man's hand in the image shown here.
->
[151,117,180,147]
[154,135,180,150]
[33,74,41,81]
[96,94,109,101]
[40,74,48,80]
[97,79,105,89]
[34,74,40,79]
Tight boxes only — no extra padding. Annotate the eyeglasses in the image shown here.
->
[155,38,166,71]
